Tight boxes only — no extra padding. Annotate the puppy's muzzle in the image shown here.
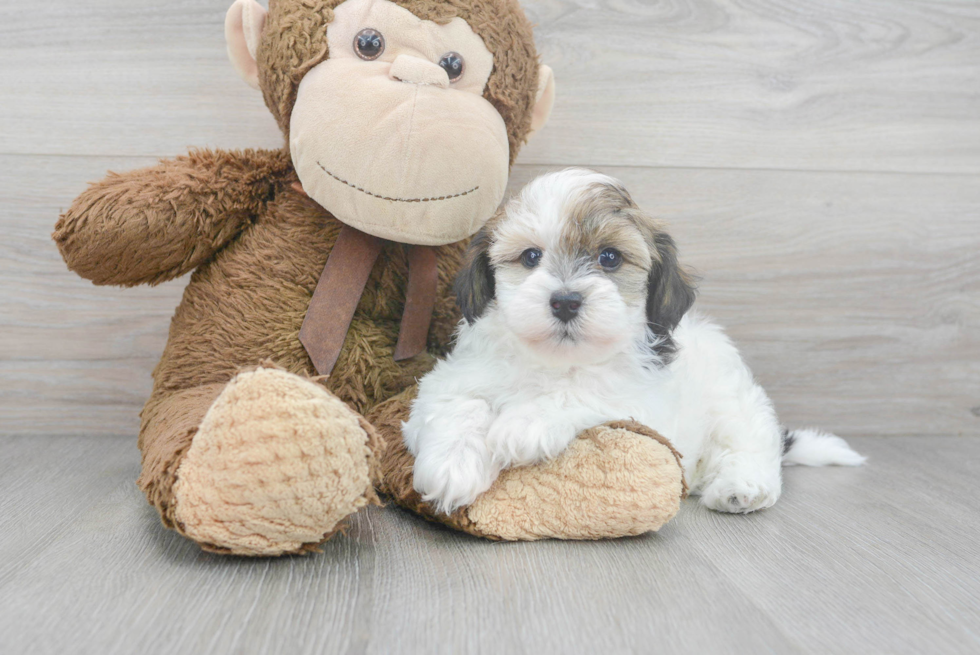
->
[550,292,583,324]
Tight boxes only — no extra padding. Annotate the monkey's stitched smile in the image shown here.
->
[317,163,479,203]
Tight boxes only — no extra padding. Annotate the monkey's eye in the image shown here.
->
[354,29,385,60]
[438,52,465,82]
[520,248,542,269]
[598,248,623,270]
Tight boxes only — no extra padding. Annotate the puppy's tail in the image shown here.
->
[781,427,866,467]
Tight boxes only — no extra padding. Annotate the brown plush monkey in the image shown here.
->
[53,0,686,556]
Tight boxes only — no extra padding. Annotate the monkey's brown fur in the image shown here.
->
[53,0,685,555]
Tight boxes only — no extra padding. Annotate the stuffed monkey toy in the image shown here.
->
[53,0,686,556]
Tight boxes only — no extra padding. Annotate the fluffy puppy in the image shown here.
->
[403,168,864,515]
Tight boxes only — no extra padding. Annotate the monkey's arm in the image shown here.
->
[53,148,293,286]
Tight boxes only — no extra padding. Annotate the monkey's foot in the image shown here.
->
[463,421,687,540]
[171,367,378,556]
[370,389,686,541]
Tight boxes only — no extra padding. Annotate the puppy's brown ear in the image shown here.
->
[646,231,697,339]
[454,227,496,324]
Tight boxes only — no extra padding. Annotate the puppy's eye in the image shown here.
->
[354,29,385,60]
[598,248,622,270]
[520,248,542,268]
[438,52,464,82]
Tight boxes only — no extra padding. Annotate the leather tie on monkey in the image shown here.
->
[294,182,439,375]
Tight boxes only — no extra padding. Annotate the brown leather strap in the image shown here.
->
[299,224,383,375]
[294,181,439,373]
[394,245,439,361]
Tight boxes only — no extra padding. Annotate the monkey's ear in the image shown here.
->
[646,232,697,338]
[453,228,496,324]
[527,65,556,140]
[225,0,268,90]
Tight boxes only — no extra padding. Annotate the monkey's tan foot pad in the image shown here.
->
[171,367,377,556]
[373,389,688,541]
[461,421,687,540]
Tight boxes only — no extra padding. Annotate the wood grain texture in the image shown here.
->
[4,155,977,436]
[1,1,979,173]
[1,435,978,654]
[2,1,978,436]
[522,0,980,173]
[0,1,281,158]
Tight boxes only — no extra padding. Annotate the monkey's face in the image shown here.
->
[289,0,507,245]
[226,0,555,246]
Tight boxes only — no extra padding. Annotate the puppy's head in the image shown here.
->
[454,168,697,366]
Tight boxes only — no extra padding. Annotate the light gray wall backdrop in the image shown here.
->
[1,0,978,437]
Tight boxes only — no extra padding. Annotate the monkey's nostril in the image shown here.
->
[388,54,450,88]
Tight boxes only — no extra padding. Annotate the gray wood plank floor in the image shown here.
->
[1,435,977,655]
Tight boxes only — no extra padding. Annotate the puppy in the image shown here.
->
[403,168,864,515]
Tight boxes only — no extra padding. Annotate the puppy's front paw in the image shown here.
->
[700,476,780,514]
[486,406,578,466]
[413,441,499,515]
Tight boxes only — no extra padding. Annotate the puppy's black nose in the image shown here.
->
[550,292,583,323]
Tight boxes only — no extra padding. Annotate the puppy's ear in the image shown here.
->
[646,231,697,338]
[454,227,496,324]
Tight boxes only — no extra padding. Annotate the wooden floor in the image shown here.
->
[0,435,977,654]
[1,0,979,653]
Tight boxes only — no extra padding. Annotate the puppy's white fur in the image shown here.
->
[404,169,865,515]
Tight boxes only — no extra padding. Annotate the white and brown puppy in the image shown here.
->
[403,168,864,515]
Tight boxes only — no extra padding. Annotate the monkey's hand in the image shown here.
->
[53,148,293,286]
